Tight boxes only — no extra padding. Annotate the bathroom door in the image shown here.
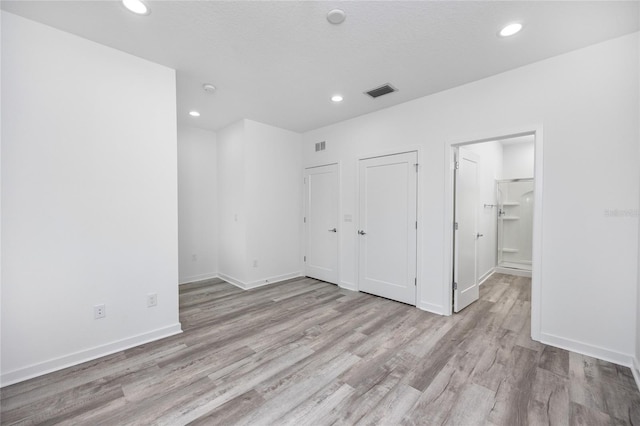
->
[454,147,480,312]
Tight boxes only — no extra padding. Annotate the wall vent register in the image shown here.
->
[315,141,326,152]
[365,84,397,98]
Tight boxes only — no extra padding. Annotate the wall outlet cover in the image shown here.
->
[94,304,106,319]
[147,293,158,307]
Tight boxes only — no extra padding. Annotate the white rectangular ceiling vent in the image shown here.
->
[365,83,397,98]
[315,141,326,152]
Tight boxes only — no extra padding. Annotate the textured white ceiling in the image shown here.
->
[2,1,638,133]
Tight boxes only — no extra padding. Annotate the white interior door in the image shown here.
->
[304,164,339,284]
[454,147,480,312]
[358,152,417,305]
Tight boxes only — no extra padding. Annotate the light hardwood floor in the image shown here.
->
[2,274,639,425]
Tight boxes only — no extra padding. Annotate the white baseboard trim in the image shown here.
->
[478,268,495,286]
[632,357,640,392]
[417,301,446,316]
[179,272,219,285]
[245,271,303,290]
[339,281,357,291]
[219,271,303,290]
[539,332,633,367]
[494,267,532,278]
[218,273,245,289]
[1,323,182,387]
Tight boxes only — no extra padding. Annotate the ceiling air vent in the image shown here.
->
[315,141,326,152]
[365,84,397,99]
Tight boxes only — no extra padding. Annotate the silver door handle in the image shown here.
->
[358,230,366,235]
[476,233,484,238]
[328,228,337,232]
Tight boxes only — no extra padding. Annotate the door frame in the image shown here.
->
[355,147,422,305]
[443,126,544,342]
[303,162,341,286]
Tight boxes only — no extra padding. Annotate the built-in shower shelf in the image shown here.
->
[502,202,520,206]
[500,248,519,253]
[501,216,520,220]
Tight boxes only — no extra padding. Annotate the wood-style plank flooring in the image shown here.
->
[2,274,639,425]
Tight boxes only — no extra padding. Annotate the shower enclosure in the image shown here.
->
[497,179,534,272]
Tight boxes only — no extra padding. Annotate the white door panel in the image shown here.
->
[358,152,417,305]
[454,147,480,312]
[304,164,339,284]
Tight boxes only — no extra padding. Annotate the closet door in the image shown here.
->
[358,152,417,305]
[304,164,339,284]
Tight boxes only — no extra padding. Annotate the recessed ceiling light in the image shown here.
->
[189,111,201,117]
[202,83,216,93]
[327,9,346,25]
[499,23,523,37]
[122,0,149,15]
[331,95,343,103]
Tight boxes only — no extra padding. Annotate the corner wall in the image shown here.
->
[217,120,247,284]
[178,126,218,284]
[636,146,640,386]
[217,119,303,288]
[1,13,181,385]
[635,33,640,390]
[245,120,303,287]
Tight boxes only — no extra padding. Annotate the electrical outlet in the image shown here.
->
[191,254,197,261]
[94,304,106,319]
[253,259,258,268]
[147,293,157,307]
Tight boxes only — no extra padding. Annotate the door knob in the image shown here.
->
[476,233,484,238]
[358,230,366,235]
[328,228,337,232]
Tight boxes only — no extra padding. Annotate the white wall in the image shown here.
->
[302,33,639,364]
[0,10,4,378]
[1,13,181,385]
[636,170,640,382]
[217,119,303,288]
[245,120,303,286]
[178,126,218,284]
[636,43,640,382]
[466,141,503,281]
[502,139,535,179]
[217,120,247,284]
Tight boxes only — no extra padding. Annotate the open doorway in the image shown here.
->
[451,134,537,313]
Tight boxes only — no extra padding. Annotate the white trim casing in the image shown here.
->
[478,269,496,285]
[339,281,357,291]
[1,323,183,387]
[632,357,640,392]
[494,267,532,278]
[540,332,634,368]
[179,272,219,285]
[219,271,303,290]
[217,273,245,288]
[417,302,446,316]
